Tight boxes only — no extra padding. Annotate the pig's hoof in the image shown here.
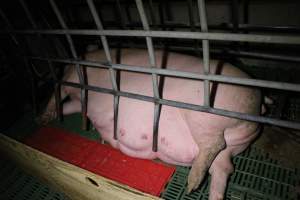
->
[187,167,206,193]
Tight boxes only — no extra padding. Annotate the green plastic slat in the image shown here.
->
[2,110,300,200]
[162,147,299,200]
[0,158,68,200]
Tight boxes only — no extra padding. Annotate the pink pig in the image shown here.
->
[41,48,262,200]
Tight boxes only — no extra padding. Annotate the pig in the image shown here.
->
[40,48,262,200]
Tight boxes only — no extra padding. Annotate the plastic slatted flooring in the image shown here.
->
[0,158,68,200]
[161,148,299,200]
[1,114,299,199]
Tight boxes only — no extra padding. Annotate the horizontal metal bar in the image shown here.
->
[102,43,300,63]
[57,80,300,130]
[29,56,300,92]
[6,29,300,45]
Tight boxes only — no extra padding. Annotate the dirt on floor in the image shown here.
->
[253,125,300,169]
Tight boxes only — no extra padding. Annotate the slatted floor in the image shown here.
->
[1,112,299,200]
[161,148,299,200]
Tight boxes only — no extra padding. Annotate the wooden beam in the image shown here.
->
[0,133,161,200]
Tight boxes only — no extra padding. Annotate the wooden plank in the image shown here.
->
[0,133,161,200]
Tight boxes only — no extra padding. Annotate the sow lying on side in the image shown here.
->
[41,49,262,200]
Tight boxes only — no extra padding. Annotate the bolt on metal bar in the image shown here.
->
[30,56,300,93]
[87,0,120,140]
[136,0,161,152]
[54,79,300,130]
[9,29,300,45]
[19,0,63,121]
[198,0,210,107]
[49,0,88,130]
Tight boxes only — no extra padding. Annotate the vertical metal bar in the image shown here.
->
[198,0,210,107]
[19,0,63,122]
[49,0,88,130]
[0,7,39,116]
[243,0,249,26]
[116,0,126,29]
[149,0,157,27]
[87,0,120,140]
[187,0,195,31]
[136,0,161,152]
[187,0,201,55]
[231,0,239,33]
[242,0,249,49]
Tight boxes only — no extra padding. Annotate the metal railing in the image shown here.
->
[0,0,300,152]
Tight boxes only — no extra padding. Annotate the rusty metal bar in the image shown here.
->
[86,0,120,140]
[136,0,161,152]
[49,0,88,130]
[198,0,210,107]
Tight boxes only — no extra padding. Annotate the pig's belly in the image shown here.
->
[91,107,199,166]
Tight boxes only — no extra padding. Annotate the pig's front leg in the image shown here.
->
[187,131,226,193]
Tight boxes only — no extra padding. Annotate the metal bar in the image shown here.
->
[198,0,210,107]
[87,0,119,140]
[45,79,300,131]
[19,0,63,121]
[76,20,300,33]
[187,0,195,31]
[100,42,300,63]
[8,29,300,45]
[231,0,239,33]
[228,50,300,63]
[136,0,160,152]
[29,56,300,92]
[149,0,157,26]
[115,0,126,29]
[0,7,39,116]
[49,0,88,130]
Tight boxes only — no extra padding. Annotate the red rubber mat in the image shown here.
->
[24,127,175,196]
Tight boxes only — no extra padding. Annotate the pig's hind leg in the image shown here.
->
[208,148,234,200]
[187,131,226,193]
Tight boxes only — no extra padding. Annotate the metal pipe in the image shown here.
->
[52,80,300,130]
[0,7,39,116]
[87,0,119,140]
[136,0,161,152]
[8,29,300,45]
[29,56,300,92]
[231,0,239,33]
[105,42,300,63]
[149,0,157,26]
[19,0,63,121]
[198,0,210,107]
[49,0,88,130]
